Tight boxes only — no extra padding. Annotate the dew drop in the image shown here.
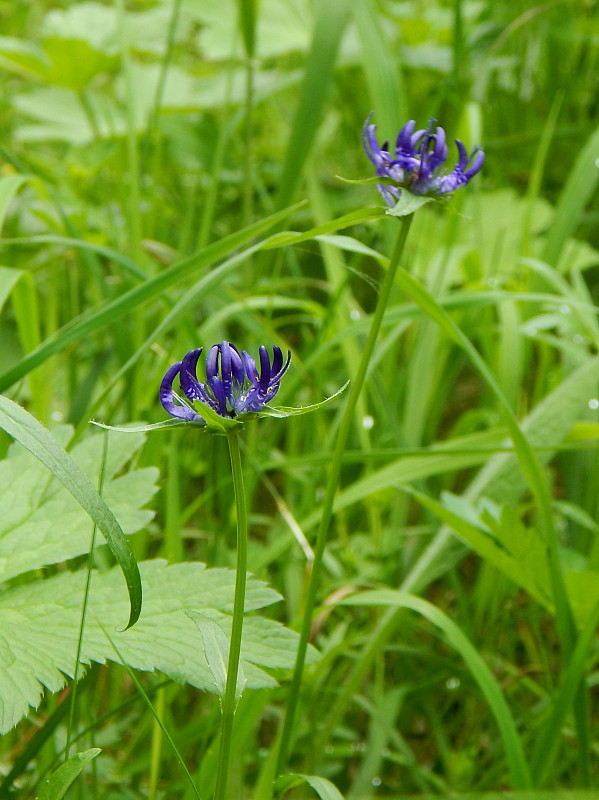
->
[362,415,374,430]
[588,398,599,410]
[371,777,382,787]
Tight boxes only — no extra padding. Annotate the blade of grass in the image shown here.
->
[275,0,349,209]
[541,121,599,269]
[0,203,305,393]
[393,265,576,649]
[354,0,407,131]
[339,590,532,790]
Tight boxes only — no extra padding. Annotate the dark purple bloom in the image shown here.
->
[362,113,485,206]
[160,342,291,423]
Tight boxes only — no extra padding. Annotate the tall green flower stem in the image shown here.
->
[214,428,248,800]
[277,213,414,772]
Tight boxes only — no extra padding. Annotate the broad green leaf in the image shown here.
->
[0,36,50,80]
[188,0,312,59]
[13,88,124,144]
[43,3,120,55]
[0,422,156,582]
[186,610,246,700]
[43,37,118,90]
[0,398,144,629]
[0,560,317,733]
[35,748,101,800]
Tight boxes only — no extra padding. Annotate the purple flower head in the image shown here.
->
[362,113,485,206]
[160,342,291,424]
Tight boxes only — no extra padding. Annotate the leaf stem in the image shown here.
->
[214,429,248,800]
[276,213,414,772]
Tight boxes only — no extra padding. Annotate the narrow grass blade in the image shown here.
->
[35,748,101,800]
[340,590,532,790]
[393,266,576,656]
[541,122,599,268]
[354,0,407,131]
[0,174,27,232]
[0,266,22,314]
[0,203,304,392]
[403,355,599,593]
[238,0,257,58]
[276,773,346,800]
[530,592,599,785]
[275,0,349,208]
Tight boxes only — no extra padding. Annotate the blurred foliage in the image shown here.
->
[1,0,599,798]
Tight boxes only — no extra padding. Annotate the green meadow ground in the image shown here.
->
[0,0,599,798]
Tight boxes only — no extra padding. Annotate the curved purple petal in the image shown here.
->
[395,119,416,153]
[229,344,245,385]
[219,341,233,397]
[362,115,381,166]
[454,139,469,171]
[270,345,283,377]
[205,344,219,383]
[464,147,485,179]
[180,349,203,401]
[159,362,203,422]
[258,346,272,391]
[242,350,259,385]
[270,349,292,385]
[208,374,227,415]
[429,126,448,171]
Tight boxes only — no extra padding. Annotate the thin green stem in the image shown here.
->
[214,429,249,800]
[276,213,414,773]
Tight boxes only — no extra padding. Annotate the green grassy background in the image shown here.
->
[1,0,599,797]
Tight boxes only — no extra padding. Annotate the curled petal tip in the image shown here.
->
[465,147,485,178]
